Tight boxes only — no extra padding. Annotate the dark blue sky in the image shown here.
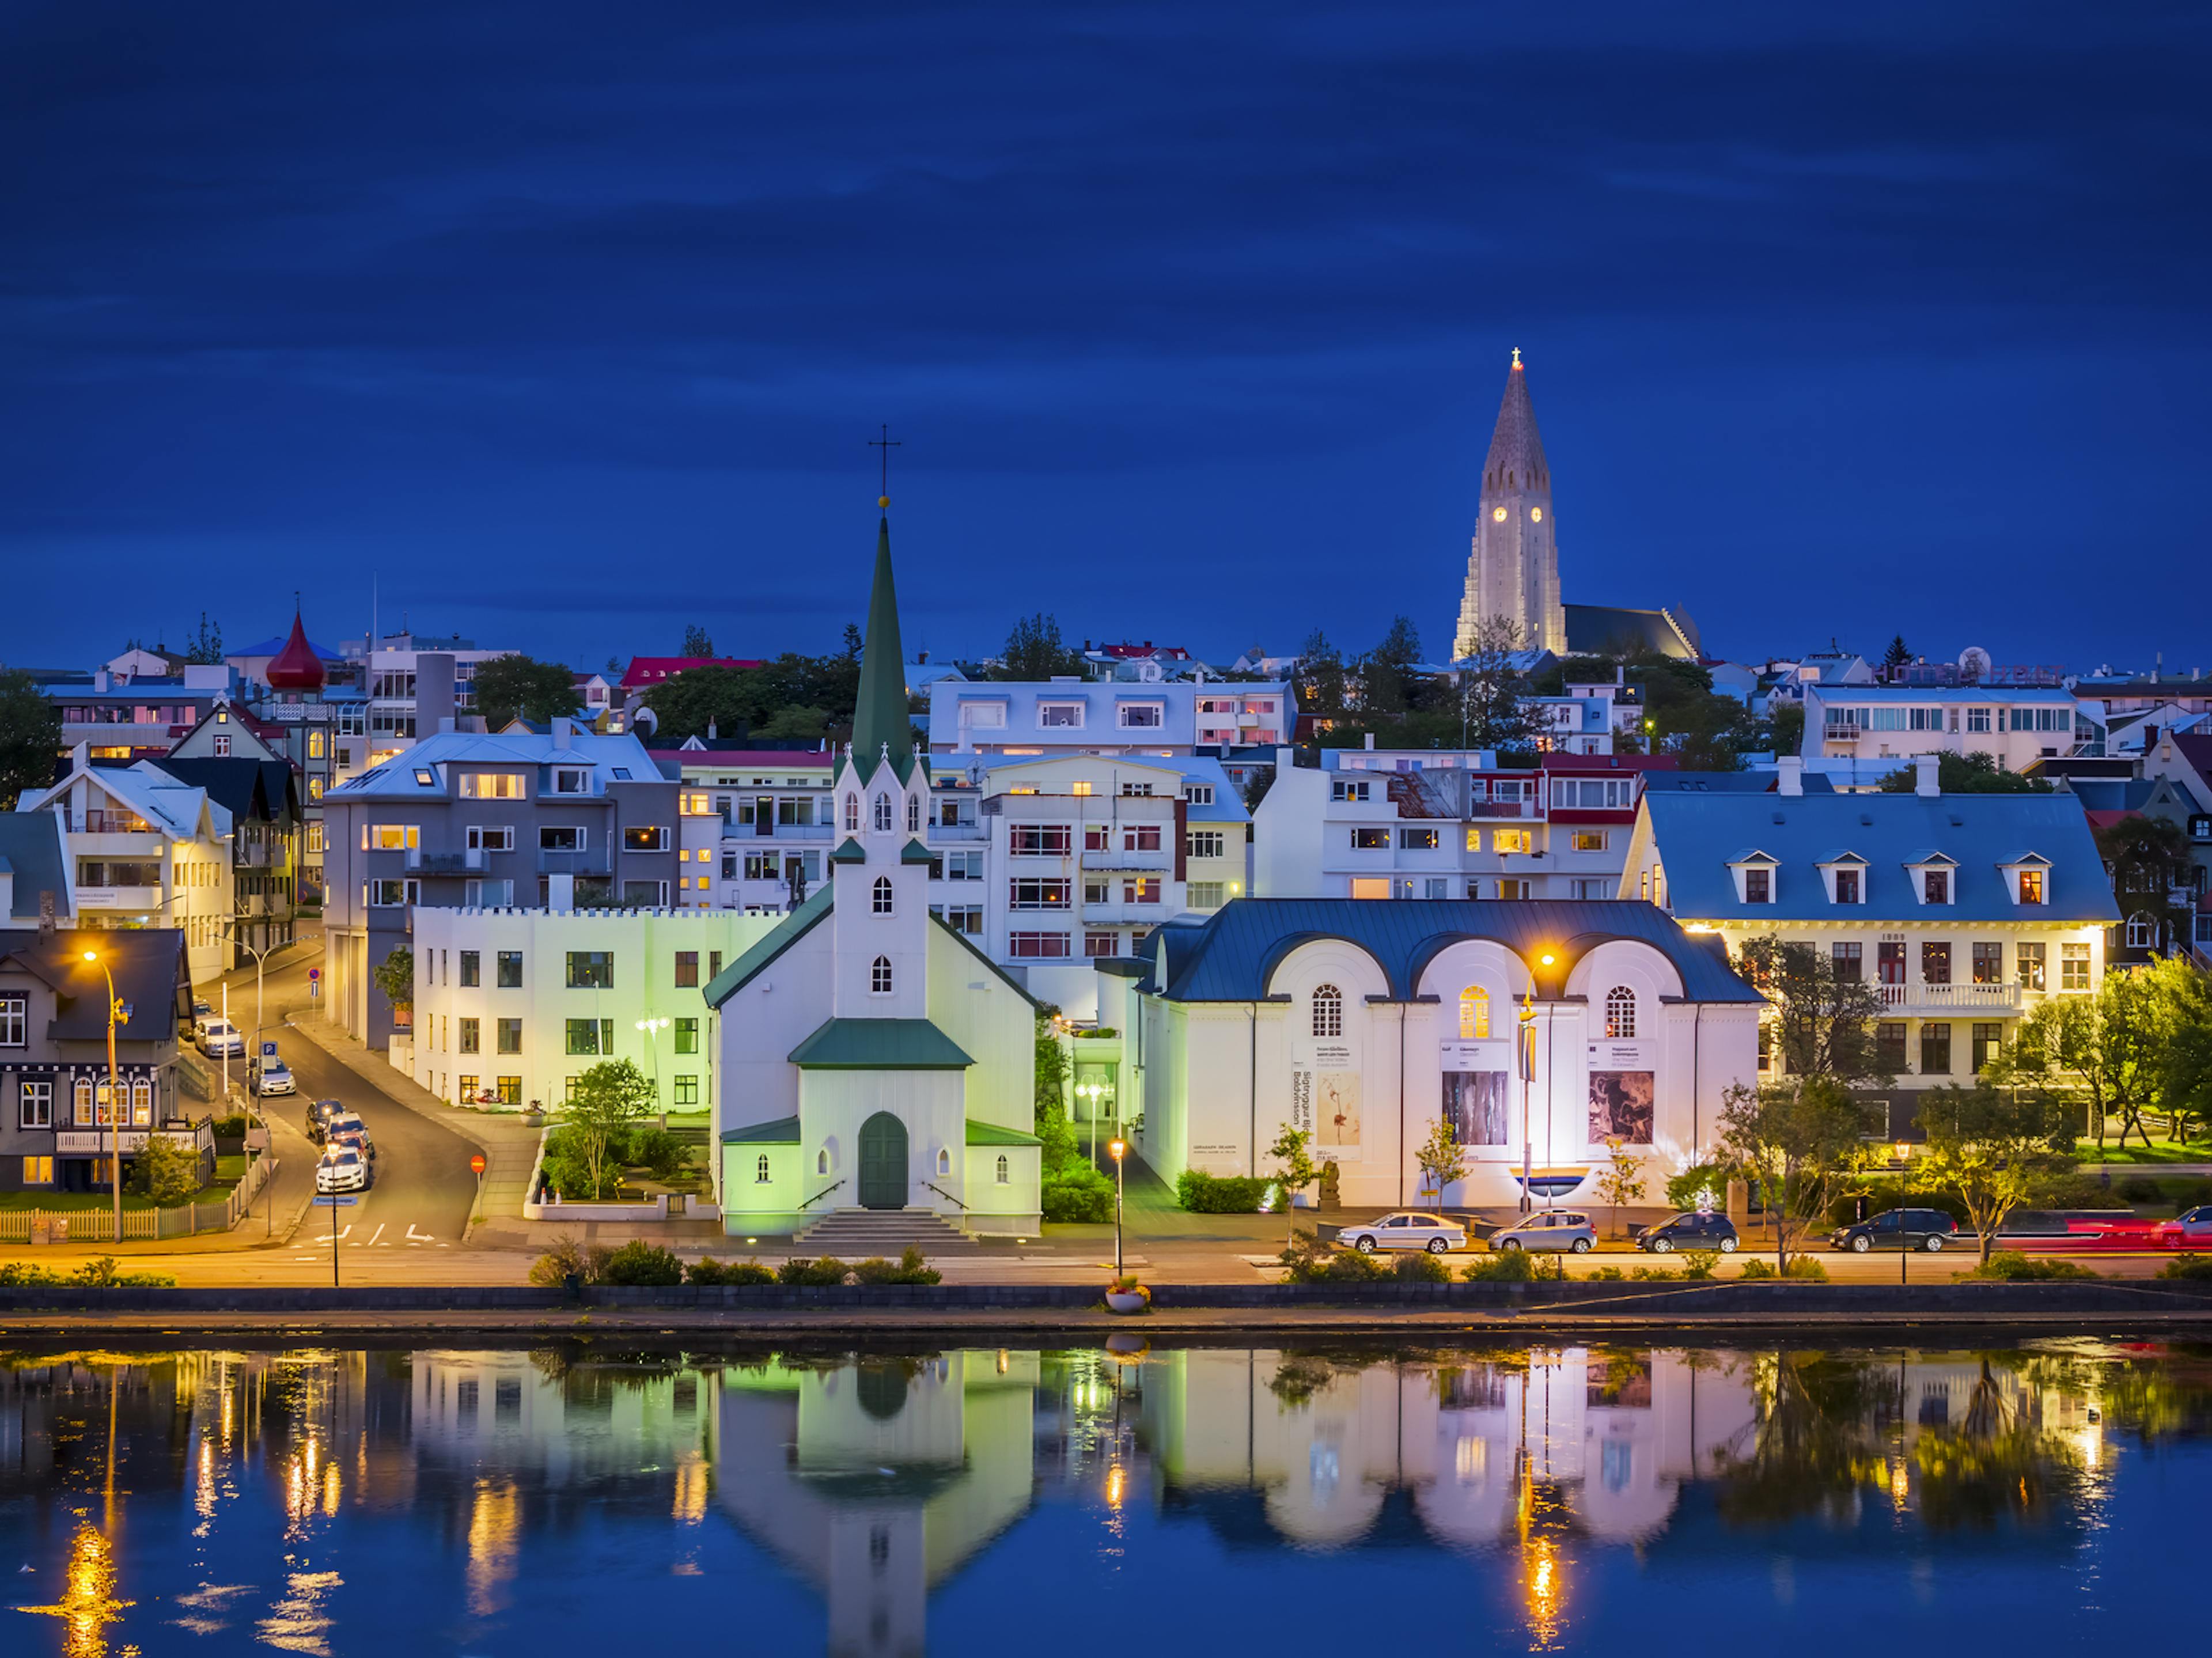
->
[5,2,2208,673]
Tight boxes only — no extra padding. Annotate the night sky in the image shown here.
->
[5,2,2208,673]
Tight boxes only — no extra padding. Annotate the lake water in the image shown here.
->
[2,1336,2206,1655]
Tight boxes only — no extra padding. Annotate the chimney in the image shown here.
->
[552,716,571,749]
[1777,756,1804,796]
[1364,732,1375,750]
[707,718,717,740]
[1914,754,1940,797]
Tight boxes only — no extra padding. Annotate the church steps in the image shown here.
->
[792,1207,987,1254]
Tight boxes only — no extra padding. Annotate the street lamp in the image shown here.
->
[1108,1137,1127,1278]
[1077,1080,1103,1161]
[81,950,127,1245]
[635,1016,670,1126]
[219,923,274,1188]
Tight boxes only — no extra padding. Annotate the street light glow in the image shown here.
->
[1108,1138,1126,1160]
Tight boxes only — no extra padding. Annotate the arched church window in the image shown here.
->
[872,876,894,915]
[755,1154,771,1184]
[817,1148,830,1175]
[907,793,921,834]
[1605,985,1637,1040]
[873,793,893,832]
[995,1154,1009,1184]
[936,1148,951,1176]
[1310,984,1343,1039]
[1459,986,1490,1040]
[843,793,859,832]
[870,956,893,995]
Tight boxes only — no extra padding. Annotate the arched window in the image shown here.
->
[131,1077,153,1123]
[2126,913,2157,949]
[755,1154,771,1184]
[995,1154,1009,1184]
[936,1147,952,1176]
[1459,986,1491,1040]
[817,1148,830,1175]
[1605,985,1637,1039]
[873,793,893,832]
[870,956,893,995]
[1311,984,1343,1039]
[907,793,921,834]
[872,876,894,915]
[843,793,859,832]
[73,1077,93,1123]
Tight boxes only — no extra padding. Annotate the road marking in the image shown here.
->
[406,1224,435,1243]
[366,1223,386,1247]
[311,1225,353,1244]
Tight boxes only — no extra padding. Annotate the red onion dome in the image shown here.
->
[265,610,325,690]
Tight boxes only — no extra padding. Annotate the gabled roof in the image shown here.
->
[702,884,834,1007]
[965,1119,1042,1146]
[327,722,659,798]
[0,926,187,1041]
[146,758,299,825]
[620,656,763,690]
[829,837,867,864]
[787,1017,974,1070]
[900,839,935,864]
[0,814,71,921]
[720,1115,802,1144]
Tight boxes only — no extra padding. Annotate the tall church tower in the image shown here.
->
[1453,350,1565,658]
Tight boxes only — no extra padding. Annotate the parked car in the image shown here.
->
[248,1054,296,1097]
[1830,1207,1958,1253]
[325,1114,376,1162]
[1490,1211,1596,1254]
[183,998,212,1035]
[306,1098,342,1144]
[1340,1212,1469,1254]
[2156,1206,2212,1249]
[1635,1211,1740,1253]
[316,1146,369,1194]
[195,1019,244,1059]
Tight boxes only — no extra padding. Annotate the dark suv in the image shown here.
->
[306,1098,343,1145]
[1636,1211,1740,1253]
[1830,1207,1958,1253]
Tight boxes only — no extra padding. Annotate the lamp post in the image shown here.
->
[219,924,272,1200]
[635,1016,670,1127]
[1077,1081,1101,1161]
[1108,1137,1127,1278]
[82,951,125,1245]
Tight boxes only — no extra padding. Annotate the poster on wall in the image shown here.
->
[1586,1040,1655,1144]
[1294,1042,1362,1160]
[1439,1039,1511,1146]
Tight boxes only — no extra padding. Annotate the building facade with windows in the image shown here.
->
[403,906,776,1111]
[1254,748,1669,906]
[1618,757,2120,1138]
[1094,898,1762,1212]
[1800,684,2105,787]
[321,720,680,1046]
[928,677,1293,758]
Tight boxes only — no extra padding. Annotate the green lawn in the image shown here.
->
[2074,1141,2212,1165]
[0,1157,249,1213]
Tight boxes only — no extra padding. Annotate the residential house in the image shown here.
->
[144,758,302,968]
[2130,725,2212,962]
[0,813,75,929]
[41,665,240,763]
[1800,683,2104,789]
[929,677,1294,758]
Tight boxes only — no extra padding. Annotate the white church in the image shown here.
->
[708,506,1042,1238]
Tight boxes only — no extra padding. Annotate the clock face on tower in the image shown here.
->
[1491,507,1508,522]
[1530,508,1543,523]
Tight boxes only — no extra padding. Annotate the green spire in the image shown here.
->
[849,510,915,784]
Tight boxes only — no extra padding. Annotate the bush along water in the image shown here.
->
[1959,1251,2100,1282]
[1737,1255,1830,1282]
[686,1258,777,1286]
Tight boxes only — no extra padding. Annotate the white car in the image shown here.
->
[315,1147,369,1194]
[195,1019,244,1058]
[1340,1212,1470,1254]
[249,1054,296,1097]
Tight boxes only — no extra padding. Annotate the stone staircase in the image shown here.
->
[791,1207,987,1255]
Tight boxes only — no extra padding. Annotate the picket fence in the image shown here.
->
[0,1154,275,1244]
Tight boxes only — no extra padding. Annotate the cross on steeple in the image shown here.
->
[1511,347,1522,369]
[868,423,901,508]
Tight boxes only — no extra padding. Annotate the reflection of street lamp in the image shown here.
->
[82,950,128,1244]
[1108,1137,1127,1278]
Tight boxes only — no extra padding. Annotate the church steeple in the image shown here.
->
[1482,349,1548,496]
[1454,349,1565,659]
[849,504,916,785]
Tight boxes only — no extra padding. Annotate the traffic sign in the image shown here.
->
[308,967,320,979]
[262,1040,278,1057]
[470,1153,487,1175]
[313,1194,359,1207]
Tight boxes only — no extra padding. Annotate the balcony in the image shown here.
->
[1082,847,1171,871]
[407,847,487,876]
[1465,801,1539,819]
[537,848,613,876]
[75,885,162,912]
[73,808,157,834]
[1875,982,2024,1015]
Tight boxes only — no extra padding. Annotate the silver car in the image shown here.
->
[1490,1210,1597,1254]
[1340,1212,1471,1254]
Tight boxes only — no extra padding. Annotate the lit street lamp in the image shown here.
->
[1107,1137,1127,1278]
[635,1016,671,1126]
[81,951,130,1244]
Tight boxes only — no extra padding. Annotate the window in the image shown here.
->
[623,826,670,852]
[1010,824,1073,856]
[1604,986,1637,1039]
[566,951,613,989]
[843,793,859,832]
[0,994,22,1047]
[872,794,893,832]
[1494,829,1532,854]
[460,772,526,799]
[1009,879,1072,910]
[212,734,231,757]
[368,879,417,907]
[870,956,893,994]
[497,1077,521,1105]
[1972,1023,2005,1073]
[1351,827,1391,850]
[20,1080,52,1128]
[1877,1022,1908,1072]
[458,1018,480,1054]
[1972,942,2003,985]
[937,1148,952,1176]
[1923,869,1949,904]
[1922,941,1951,985]
[1085,930,1120,957]
[1332,779,1370,802]
[674,1017,698,1055]
[1123,877,1161,904]
[457,950,481,987]
[465,826,514,852]
[539,826,585,852]
[996,1154,1009,1184]
[1038,701,1086,728]
[1758,1024,1772,1073]
[2018,941,2047,991]
[907,794,921,833]
[1123,825,1162,853]
[673,1076,699,1106]
[1082,824,1110,853]
[459,1074,479,1102]
[756,1154,771,1184]
[21,1154,53,1186]
[498,951,523,988]
[1496,878,1532,899]
[944,849,983,881]
[2018,869,2044,904]
[1832,941,1863,981]
[1187,830,1225,859]
[1399,828,1439,850]
[565,1018,612,1055]
[1549,777,1637,809]
[1834,868,1861,904]
[1459,986,1491,1040]
[1921,1022,1952,1074]
[1117,703,1164,729]
[1744,868,1771,904]
[674,951,699,987]
[958,700,1006,729]
[1312,984,1343,1038]
[551,768,588,795]
[497,1018,523,1055]
[1877,940,1906,986]
[1119,781,1154,797]
[2126,913,2157,949]
[1007,932,1071,958]
[944,905,984,935]
[817,1149,830,1175]
[2062,942,2090,990]
[1967,707,1991,733]
[622,879,671,907]
[1183,783,1215,805]
[1187,881,1225,909]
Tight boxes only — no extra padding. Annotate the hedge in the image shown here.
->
[1176,1169,1276,1213]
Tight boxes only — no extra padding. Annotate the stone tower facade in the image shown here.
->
[1453,351,1566,659]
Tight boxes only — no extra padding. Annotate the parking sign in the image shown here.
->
[262,1040,278,1057]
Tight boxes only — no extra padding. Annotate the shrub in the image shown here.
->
[2118,1176,2163,1204]
[627,1126,688,1180]
[600,1240,684,1286]
[1463,1250,1553,1284]
[1630,1265,1678,1281]
[2158,1255,2212,1282]
[1176,1169,1275,1213]
[0,1263,62,1286]
[777,1256,851,1287]
[853,1247,942,1286]
[1588,1265,1625,1281]
[1279,1236,1391,1284]
[1963,1250,2099,1282]
[1738,1255,1830,1281]
[1392,1251,1453,1284]
[1665,1163,1730,1213]
[527,1233,612,1287]
[1680,1249,1721,1281]
[127,1135,202,1205]
[2026,1171,2126,1210]
[1042,1162,1114,1223]
[687,1257,777,1286]
[68,1256,175,1288]
[210,1114,251,1140]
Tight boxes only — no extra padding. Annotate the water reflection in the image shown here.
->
[1,1340,2209,1655]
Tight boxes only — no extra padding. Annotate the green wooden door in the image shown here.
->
[857,1112,908,1210]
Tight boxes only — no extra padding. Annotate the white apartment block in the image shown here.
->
[929,678,1293,757]
[1801,684,2105,789]
[404,906,778,1111]
[1255,747,1663,904]
[654,749,843,914]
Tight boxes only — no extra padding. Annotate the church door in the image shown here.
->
[857,1111,909,1210]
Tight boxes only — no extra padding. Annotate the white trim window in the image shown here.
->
[958,701,1007,729]
[0,993,24,1048]
[1604,986,1637,1039]
[1116,702,1164,730]
[1037,701,1086,729]
[19,1078,52,1128]
[872,793,893,832]
[870,956,894,994]
[872,876,895,915]
[1311,984,1343,1038]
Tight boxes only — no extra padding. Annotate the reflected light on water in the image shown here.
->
[17,1522,134,1658]
[465,1477,521,1617]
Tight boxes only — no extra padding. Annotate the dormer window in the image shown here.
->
[1728,852,1777,905]
[1904,853,1958,907]
[1925,869,1949,904]
[2019,869,2044,904]
[1835,868,1860,904]
[1999,854,2051,906]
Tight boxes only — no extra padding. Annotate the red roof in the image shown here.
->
[1092,641,1191,660]
[620,656,762,690]
[649,749,834,768]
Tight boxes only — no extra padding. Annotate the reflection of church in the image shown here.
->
[714,1353,1038,1658]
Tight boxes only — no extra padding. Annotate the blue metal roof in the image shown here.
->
[1133,898,1762,1005]
[1641,791,2121,922]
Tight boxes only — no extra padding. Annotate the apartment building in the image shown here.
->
[1801,684,2104,788]
[1253,747,1670,904]
[16,753,235,985]
[929,677,1294,757]
[1619,754,2120,1138]
[649,747,842,914]
[321,719,680,1046]
[39,665,240,762]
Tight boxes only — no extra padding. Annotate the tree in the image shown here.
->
[0,668,62,810]
[680,624,715,658]
[1268,1123,1319,1250]
[1996,977,2160,1150]
[645,664,761,744]
[1883,634,1912,673]
[472,653,582,729]
[1918,1082,2077,1266]
[1735,936,1889,1085]
[1716,1077,1869,1272]
[1595,1137,1647,1237]
[1415,1117,1472,1212]
[1358,616,1425,718]
[755,705,827,741]
[184,612,224,665]
[1770,701,1805,758]
[2097,815,2194,955]
[1455,616,1542,752]
[1296,631,1349,728]
[1876,751,2048,794]
[2145,958,2212,1142]
[997,613,1085,680]
[562,1059,657,1199]
[370,946,412,1016]
[127,1135,202,1204]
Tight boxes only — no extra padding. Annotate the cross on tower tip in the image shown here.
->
[869,423,902,508]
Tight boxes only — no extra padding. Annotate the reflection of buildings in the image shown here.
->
[714,1353,1037,1658]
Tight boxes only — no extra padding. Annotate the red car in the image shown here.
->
[2156,1206,2212,1250]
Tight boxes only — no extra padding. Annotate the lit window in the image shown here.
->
[2018,869,2044,904]
[1459,986,1490,1040]
[1311,984,1343,1038]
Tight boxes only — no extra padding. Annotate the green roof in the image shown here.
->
[900,838,935,864]
[965,1118,1042,1147]
[829,837,867,864]
[849,514,918,788]
[788,1017,974,1070]
[703,884,834,1007]
[721,1115,802,1144]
